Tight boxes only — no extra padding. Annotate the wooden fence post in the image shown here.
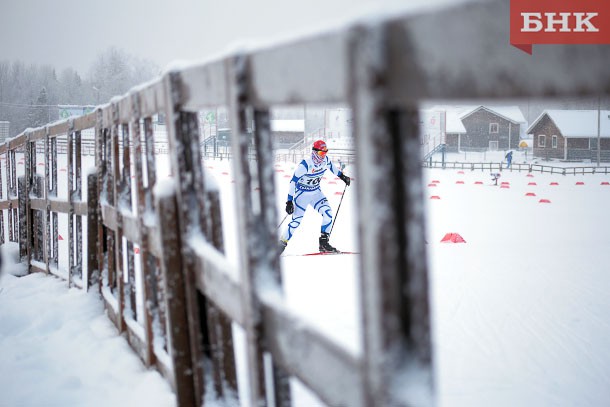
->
[87,173,99,289]
[228,53,291,407]
[156,188,196,407]
[18,176,27,262]
[349,24,434,406]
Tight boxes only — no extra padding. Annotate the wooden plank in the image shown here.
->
[111,102,126,333]
[178,60,228,110]
[130,96,156,368]
[119,95,134,123]
[227,55,272,406]
[204,189,238,393]
[47,121,70,137]
[139,80,166,117]
[121,212,140,244]
[349,25,433,406]
[189,238,244,325]
[102,287,120,329]
[261,301,365,407]
[156,190,196,407]
[87,173,99,289]
[9,134,27,149]
[29,262,46,274]
[125,318,150,365]
[30,198,46,211]
[101,204,117,230]
[385,1,610,102]
[249,30,349,106]
[73,112,96,131]
[67,120,75,288]
[164,71,209,405]
[29,127,46,142]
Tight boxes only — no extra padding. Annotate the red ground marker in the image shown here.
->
[550,182,559,186]
[474,181,483,185]
[576,181,585,185]
[428,183,436,187]
[601,181,610,185]
[526,174,534,178]
[430,195,441,200]
[528,182,537,186]
[539,199,551,203]
[525,192,536,197]
[432,180,440,183]
[500,185,510,189]
[456,180,464,184]
[441,233,466,243]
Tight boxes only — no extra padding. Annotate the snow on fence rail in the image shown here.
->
[1,1,610,406]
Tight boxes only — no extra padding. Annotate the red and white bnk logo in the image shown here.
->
[521,12,599,33]
[510,0,610,54]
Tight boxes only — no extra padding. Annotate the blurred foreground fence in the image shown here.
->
[1,0,610,406]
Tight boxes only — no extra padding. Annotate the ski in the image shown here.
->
[283,251,359,257]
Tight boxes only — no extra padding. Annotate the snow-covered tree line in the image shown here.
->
[0,47,160,138]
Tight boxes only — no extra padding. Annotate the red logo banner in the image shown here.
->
[510,0,610,54]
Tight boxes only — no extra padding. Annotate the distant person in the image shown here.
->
[279,140,350,254]
[505,150,513,169]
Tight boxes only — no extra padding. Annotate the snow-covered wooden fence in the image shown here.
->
[2,1,610,406]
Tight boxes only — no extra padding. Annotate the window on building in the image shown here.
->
[489,123,499,133]
[552,135,557,148]
[539,135,546,147]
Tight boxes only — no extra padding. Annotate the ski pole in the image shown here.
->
[277,213,289,230]
[328,183,348,236]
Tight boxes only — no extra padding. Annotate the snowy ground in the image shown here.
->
[1,150,610,406]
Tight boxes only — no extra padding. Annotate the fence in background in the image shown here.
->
[1,0,610,405]
[425,161,610,175]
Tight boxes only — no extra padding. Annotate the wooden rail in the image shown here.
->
[1,0,610,406]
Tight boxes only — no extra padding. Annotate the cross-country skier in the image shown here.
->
[279,140,350,254]
[505,150,513,169]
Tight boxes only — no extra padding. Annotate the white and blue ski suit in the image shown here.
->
[281,153,344,242]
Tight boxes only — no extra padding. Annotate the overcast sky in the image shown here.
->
[1,0,462,77]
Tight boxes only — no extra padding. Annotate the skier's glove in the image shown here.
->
[339,173,351,186]
[285,201,294,215]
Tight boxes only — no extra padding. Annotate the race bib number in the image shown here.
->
[298,173,322,189]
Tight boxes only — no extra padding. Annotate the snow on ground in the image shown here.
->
[0,245,176,407]
[2,149,610,406]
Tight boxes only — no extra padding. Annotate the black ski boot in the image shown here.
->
[319,232,338,253]
[279,239,288,255]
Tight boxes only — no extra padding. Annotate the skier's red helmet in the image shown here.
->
[312,140,328,157]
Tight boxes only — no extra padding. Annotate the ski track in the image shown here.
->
[426,167,610,406]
